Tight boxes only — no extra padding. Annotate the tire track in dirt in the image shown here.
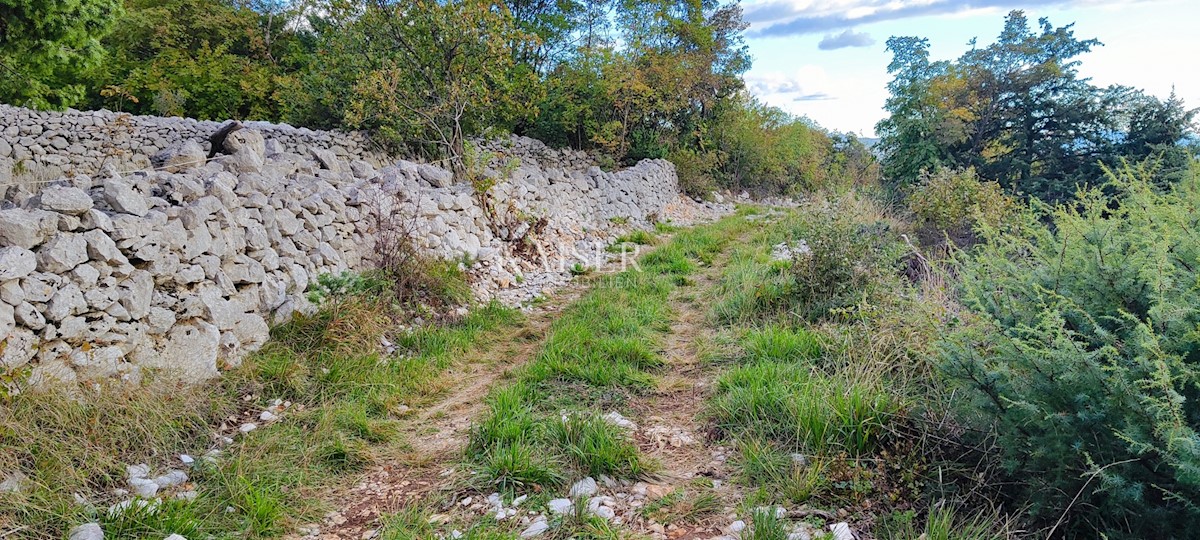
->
[287,279,597,540]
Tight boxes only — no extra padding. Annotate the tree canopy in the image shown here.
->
[877,11,1197,201]
[0,0,123,109]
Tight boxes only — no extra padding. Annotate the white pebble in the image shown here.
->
[69,523,104,540]
[569,477,598,497]
[520,518,549,538]
[547,498,573,514]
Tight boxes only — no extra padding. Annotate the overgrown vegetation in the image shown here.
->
[939,165,1200,536]
[705,160,1200,538]
[0,283,517,538]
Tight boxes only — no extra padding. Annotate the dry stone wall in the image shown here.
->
[0,104,387,182]
[0,106,688,389]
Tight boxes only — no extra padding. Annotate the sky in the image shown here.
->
[741,0,1200,137]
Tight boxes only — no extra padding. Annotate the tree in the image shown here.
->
[0,0,123,109]
[1117,90,1199,186]
[614,0,750,159]
[333,0,539,167]
[955,12,1104,201]
[87,0,306,120]
[505,0,586,73]
[876,11,1194,201]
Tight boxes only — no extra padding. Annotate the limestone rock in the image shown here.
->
[47,283,86,321]
[119,270,154,320]
[38,185,94,215]
[0,208,57,249]
[68,523,104,540]
[152,140,206,173]
[134,319,221,382]
[0,246,37,281]
[36,233,89,273]
[569,477,598,498]
[69,346,123,379]
[83,230,127,264]
[103,179,150,217]
[418,164,454,188]
[223,129,266,158]
[0,329,36,369]
[310,148,341,172]
[0,302,12,339]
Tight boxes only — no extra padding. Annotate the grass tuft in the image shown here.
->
[710,361,895,457]
[740,326,822,363]
[549,415,650,479]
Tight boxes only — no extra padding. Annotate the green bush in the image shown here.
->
[668,148,719,198]
[908,167,1017,245]
[940,165,1200,537]
[784,196,906,321]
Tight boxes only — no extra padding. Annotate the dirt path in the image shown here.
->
[621,252,743,539]
[288,282,594,540]
[289,223,753,540]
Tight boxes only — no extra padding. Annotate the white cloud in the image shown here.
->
[818,29,877,49]
[743,0,1160,37]
[745,67,889,135]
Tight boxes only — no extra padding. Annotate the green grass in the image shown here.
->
[476,442,566,492]
[876,507,1012,540]
[465,214,752,493]
[549,415,647,478]
[0,296,519,538]
[654,221,680,233]
[605,228,657,254]
[709,360,895,458]
[743,506,790,540]
[616,229,657,246]
[740,326,823,363]
[709,243,794,325]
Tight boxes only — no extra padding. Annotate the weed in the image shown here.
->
[642,482,722,525]
[654,221,680,233]
[380,506,438,540]
[710,361,895,457]
[469,383,539,452]
[548,415,650,479]
[875,506,1012,540]
[740,326,822,363]
[743,506,789,540]
[476,442,566,492]
[615,229,657,246]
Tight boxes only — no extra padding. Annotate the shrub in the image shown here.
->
[940,165,1200,537]
[668,148,719,198]
[784,196,907,321]
[357,193,473,311]
[908,167,1017,245]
